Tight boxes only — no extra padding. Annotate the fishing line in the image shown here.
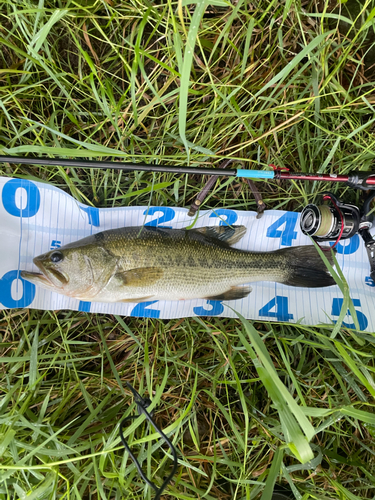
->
[322,194,345,249]
[119,382,178,499]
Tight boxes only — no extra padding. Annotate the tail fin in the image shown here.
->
[276,246,336,288]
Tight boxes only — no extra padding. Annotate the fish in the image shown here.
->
[20,225,336,303]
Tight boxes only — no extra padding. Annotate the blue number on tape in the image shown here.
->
[78,301,91,312]
[79,206,100,227]
[193,300,224,316]
[51,240,61,249]
[2,179,40,218]
[144,207,175,228]
[266,212,298,246]
[330,234,360,254]
[209,209,238,226]
[331,298,368,331]
[365,276,375,287]
[0,270,36,308]
[259,296,294,321]
[131,300,160,318]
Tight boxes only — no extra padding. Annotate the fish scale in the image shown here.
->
[21,225,336,303]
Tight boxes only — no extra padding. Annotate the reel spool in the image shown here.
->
[300,193,361,246]
[300,192,375,282]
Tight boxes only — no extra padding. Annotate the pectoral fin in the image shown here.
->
[205,285,252,301]
[114,267,163,287]
[193,225,247,246]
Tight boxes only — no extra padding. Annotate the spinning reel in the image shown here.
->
[300,192,375,282]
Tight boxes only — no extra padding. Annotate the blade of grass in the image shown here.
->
[260,447,284,500]
[235,319,314,463]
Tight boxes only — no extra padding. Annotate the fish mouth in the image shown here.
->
[20,270,55,288]
[21,259,68,289]
[37,259,68,287]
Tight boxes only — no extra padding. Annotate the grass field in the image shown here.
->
[1,0,375,498]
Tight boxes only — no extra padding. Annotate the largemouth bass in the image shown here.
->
[21,225,335,302]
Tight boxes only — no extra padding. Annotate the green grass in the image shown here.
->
[1,0,375,498]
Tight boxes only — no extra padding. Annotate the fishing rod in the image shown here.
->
[1,154,375,190]
[1,154,375,279]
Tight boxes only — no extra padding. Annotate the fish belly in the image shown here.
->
[92,266,261,303]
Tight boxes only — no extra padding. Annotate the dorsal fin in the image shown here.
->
[191,225,247,246]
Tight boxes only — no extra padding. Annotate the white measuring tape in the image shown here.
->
[1,176,374,330]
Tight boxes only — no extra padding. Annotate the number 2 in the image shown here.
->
[144,207,175,228]
[131,301,160,318]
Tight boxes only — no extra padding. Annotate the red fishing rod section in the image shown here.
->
[272,167,375,189]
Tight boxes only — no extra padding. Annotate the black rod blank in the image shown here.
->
[0,155,237,177]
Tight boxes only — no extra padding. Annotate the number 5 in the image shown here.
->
[331,298,368,331]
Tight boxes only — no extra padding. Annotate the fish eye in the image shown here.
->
[50,251,64,263]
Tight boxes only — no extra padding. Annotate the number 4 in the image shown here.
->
[266,212,298,246]
[259,296,294,321]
